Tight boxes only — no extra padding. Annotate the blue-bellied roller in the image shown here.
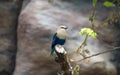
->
[51,25,67,55]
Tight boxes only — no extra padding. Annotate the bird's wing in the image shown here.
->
[51,33,57,49]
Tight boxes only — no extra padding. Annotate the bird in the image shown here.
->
[51,25,68,55]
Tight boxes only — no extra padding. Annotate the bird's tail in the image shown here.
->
[50,48,55,55]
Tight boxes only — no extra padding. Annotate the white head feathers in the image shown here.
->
[56,25,67,39]
[59,25,68,29]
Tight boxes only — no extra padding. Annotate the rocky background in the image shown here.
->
[0,0,23,75]
[0,0,120,75]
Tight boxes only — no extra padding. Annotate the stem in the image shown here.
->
[90,1,97,30]
[117,0,120,22]
[76,34,88,53]
[84,34,88,45]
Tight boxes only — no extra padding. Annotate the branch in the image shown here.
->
[71,46,120,62]
[55,45,72,75]
[90,1,97,30]
[76,34,88,54]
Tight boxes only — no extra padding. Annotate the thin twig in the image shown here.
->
[71,46,120,62]
[90,1,97,30]
[76,34,88,53]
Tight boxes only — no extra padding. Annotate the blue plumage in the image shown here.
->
[51,25,67,55]
[51,33,66,55]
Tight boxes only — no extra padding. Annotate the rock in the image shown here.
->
[0,0,23,75]
[14,0,117,75]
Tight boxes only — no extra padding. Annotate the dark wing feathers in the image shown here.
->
[51,33,66,49]
[51,33,57,49]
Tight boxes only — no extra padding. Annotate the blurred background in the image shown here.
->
[0,0,120,75]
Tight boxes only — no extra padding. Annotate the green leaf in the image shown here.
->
[79,28,97,38]
[103,1,115,7]
[72,65,80,75]
[93,0,97,8]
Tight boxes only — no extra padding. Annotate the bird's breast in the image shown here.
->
[56,29,67,39]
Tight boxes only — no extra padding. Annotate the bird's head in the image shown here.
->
[56,25,67,39]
